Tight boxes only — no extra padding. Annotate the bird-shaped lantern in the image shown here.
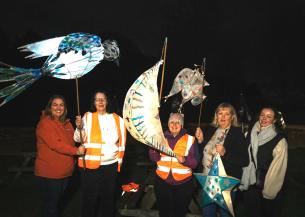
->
[0,32,119,106]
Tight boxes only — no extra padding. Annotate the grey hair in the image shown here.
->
[168,113,184,127]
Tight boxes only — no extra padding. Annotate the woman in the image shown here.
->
[35,95,85,217]
[242,107,288,217]
[198,102,248,217]
[149,113,203,217]
[74,90,126,217]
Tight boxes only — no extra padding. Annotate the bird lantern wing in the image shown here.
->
[18,36,65,59]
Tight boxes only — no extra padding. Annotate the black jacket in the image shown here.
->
[197,126,248,179]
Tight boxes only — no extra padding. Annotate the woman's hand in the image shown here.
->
[77,145,86,156]
[207,159,213,168]
[75,116,83,129]
[176,155,186,164]
[215,144,226,156]
[195,127,204,143]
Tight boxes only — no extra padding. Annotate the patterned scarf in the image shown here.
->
[202,128,229,174]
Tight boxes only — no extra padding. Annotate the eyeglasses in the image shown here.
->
[95,98,106,102]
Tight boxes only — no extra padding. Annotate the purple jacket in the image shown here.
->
[149,129,199,185]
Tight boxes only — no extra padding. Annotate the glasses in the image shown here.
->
[95,98,106,102]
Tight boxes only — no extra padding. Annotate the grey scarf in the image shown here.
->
[250,121,277,167]
[239,121,277,190]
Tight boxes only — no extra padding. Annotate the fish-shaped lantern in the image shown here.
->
[163,67,209,112]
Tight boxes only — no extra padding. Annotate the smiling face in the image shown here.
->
[94,92,107,114]
[216,107,233,129]
[259,108,276,128]
[168,113,184,137]
[50,98,65,120]
[168,121,182,137]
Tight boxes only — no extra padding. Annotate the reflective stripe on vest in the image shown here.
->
[113,113,126,172]
[78,112,126,171]
[156,134,194,181]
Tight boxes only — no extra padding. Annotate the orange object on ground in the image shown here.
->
[122,182,139,192]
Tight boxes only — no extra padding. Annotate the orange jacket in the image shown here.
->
[35,116,78,179]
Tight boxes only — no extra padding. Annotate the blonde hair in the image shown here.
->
[211,102,240,127]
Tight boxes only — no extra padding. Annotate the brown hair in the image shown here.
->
[259,106,286,131]
[44,95,68,122]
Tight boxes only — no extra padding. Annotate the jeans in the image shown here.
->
[203,203,231,217]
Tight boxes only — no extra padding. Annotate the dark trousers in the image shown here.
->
[36,176,69,217]
[154,176,195,217]
[80,163,118,217]
[243,185,284,217]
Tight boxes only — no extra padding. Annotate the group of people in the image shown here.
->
[35,92,288,217]
[35,91,125,217]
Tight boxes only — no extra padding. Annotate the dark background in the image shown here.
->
[0,0,304,126]
[0,3,305,217]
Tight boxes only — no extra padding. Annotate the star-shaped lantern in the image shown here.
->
[194,154,240,216]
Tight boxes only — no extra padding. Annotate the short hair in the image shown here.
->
[211,102,240,127]
[44,95,68,122]
[168,113,184,127]
[89,90,114,113]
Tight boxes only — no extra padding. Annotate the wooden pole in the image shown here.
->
[75,77,81,116]
[159,37,168,101]
[198,103,204,128]
[197,57,207,128]
[75,77,86,170]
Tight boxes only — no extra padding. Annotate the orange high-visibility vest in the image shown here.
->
[156,134,194,181]
[78,112,126,171]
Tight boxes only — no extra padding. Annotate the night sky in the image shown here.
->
[0,0,304,126]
